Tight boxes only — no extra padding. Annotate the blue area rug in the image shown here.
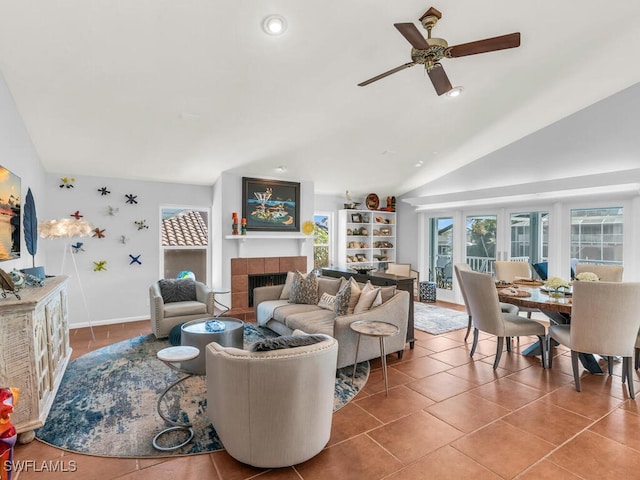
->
[36,324,369,458]
[413,302,469,334]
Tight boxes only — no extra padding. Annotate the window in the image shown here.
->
[466,214,497,274]
[313,213,330,271]
[161,207,210,281]
[509,211,549,263]
[570,207,623,266]
[429,217,453,289]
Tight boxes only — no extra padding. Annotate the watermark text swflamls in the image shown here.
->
[4,459,78,473]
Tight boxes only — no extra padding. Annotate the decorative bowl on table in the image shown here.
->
[350,266,375,275]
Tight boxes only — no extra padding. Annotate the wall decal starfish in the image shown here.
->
[125,194,138,204]
[97,187,111,196]
[129,254,142,265]
[92,228,106,238]
[93,260,107,271]
[70,210,83,219]
[71,242,84,253]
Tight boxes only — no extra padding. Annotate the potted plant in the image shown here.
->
[21,188,45,278]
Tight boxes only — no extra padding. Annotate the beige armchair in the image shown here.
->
[149,279,215,338]
[458,269,547,369]
[548,281,640,398]
[574,264,623,282]
[206,334,338,468]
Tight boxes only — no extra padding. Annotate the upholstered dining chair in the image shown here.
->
[386,263,411,277]
[635,332,640,370]
[574,264,624,282]
[458,269,547,369]
[454,263,519,341]
[548,281,640,399]
[494,261,538,318]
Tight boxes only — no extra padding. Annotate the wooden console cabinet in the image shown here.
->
[321,268,415,348]
[0,276,71,443]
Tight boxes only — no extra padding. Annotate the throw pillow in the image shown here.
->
[289,271,318,305]
[334,280,351,316]
[249,334,327,352]
[354,281,382,314]
[159,279,197,303]
[346,277,362,314]
[317,292,336,311]
[279,271,301,300]
[317,276,343,298]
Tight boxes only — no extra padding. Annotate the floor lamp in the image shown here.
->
[39,218,96,340]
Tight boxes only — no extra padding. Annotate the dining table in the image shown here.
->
[497,281,604,374]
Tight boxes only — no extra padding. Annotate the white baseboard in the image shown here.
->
[69,315,148,330]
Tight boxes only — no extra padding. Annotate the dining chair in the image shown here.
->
[494,261,538,318]
[458,269,547,369]
[574,264,623,282]
[454,263,518,341]
[634,332,640,370]
[547,281,640,399]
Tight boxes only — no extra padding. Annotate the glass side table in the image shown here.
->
[350,320,399,396]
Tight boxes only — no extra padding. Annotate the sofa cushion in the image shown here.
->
[279,271,298,300]
[317,292,336,311]
[346,277,362,314]
[380,285,397,303]
[317,277,343,299]
[272,303,321,322]
[163,300,207,318]
[284,309,335,336]
[354,281,382,314]
[334,280,351,316]
[289,271,318,305]
[159,278,197,303]
[248,334,327,352]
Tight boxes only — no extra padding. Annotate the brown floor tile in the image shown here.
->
[355,385,434,424]
[14,451,140,480]
[362,366,415,395]
[507,365,575,392]
[406,372,477,402]
[418,336,464,353]
[389,355,452,379]
[429,345,481,367]
[470,377,547,411]
[447,359,511,385]
[384,446,501,480]
[426,392,511,433]
[367,411,464,464]
[210,450,266,480]
[479,348,545,372]
[549,429,640,479]
[588,408,640,453]
[517,460,582,479]
[118,454,218,479]
[502,398,593,445]
[295,434,402,480]
[452,420,555,478]
[328,403,382,447]
[544,384,624,420]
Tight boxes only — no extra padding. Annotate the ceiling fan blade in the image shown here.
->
[394,23,430,50]
[447,32,521,58]
[428,64,452,96]
[358,62,416,87]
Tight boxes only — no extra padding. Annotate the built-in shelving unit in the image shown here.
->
[337,209,396,269]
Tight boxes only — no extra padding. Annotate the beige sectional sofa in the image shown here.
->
[254,275,410,369]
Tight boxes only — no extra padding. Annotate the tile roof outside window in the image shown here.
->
[162,210,208,246]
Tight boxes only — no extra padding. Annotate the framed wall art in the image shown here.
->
[0,165,21,261]
[242,177,300,232]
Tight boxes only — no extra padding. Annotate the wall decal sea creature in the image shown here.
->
[129,254,142,265]
[70,210,83,219]
[93,261,107,272]
[119,235,129,244]
[97,187,111,196]
[134,220,148,231]
[92,228,106,239]
[125,194,138,205]
[71,242,84,253]
[106,206,119,216]
[59,177,75,189]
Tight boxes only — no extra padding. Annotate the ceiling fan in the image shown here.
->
[358,7,520,95]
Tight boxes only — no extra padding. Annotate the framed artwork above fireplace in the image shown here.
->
[242,177,300,232]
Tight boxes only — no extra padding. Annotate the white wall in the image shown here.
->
[0,71,48,273]
[39,173,212,328]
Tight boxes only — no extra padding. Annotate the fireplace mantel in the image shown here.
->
[225,233,311,256]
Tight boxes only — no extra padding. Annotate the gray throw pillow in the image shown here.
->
[334,280,351,317]
[289,271,318,305]
[158,279,197,303]
[249,334,326,352]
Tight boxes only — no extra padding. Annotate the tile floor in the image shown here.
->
[12,302,640,479]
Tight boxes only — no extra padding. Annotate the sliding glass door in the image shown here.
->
[428,217,453,290]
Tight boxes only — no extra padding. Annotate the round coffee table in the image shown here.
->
[350,320,399,396]
[180,317,244,374]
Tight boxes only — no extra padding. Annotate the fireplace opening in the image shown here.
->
[248,272,288,307]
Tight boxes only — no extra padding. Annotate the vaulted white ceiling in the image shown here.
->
[0,1,639,198]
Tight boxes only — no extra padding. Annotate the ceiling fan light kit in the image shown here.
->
[358,6,520,95]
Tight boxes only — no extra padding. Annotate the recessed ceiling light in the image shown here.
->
[415,160,424,167]
[262,15,287,36]
[446,86,464,98]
